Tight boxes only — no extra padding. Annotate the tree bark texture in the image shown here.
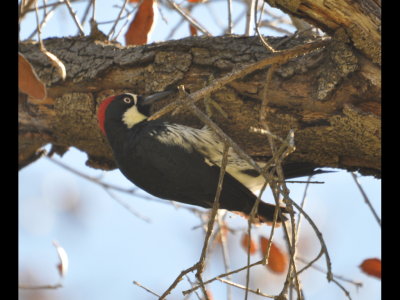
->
[266,0,381,64]
[19,33,380,177]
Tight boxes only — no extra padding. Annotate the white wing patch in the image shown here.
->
[154,124,267,193]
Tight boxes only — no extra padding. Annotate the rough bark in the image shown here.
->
[266,0,381,64]
[19,33,380,177]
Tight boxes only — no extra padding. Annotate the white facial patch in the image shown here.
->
[122,105,147,128]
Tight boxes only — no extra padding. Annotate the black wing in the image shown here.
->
[118,125,283,221]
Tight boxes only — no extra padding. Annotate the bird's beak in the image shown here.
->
[142,90,174,105]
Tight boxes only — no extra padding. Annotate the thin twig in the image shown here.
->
[22,0,84,14]
[290,200,332,282]
[331,278,352,300]
[257,61,304,299]
[34,0,43,46]
[185,275,203,300]
[216,212,233,300]
[112,9,136,41]
[19,284,63,290]
[63,0,85,36]
[103,188,152,223]
[46,156,152,222]
[227,0,233,34]
[159,143,230,300]
[290,175,312,299]
[245,0,256,36]
[165,0,212,36]
[245,181,269,300]
[46,156,148,197]
[217,278,275,298]
[255,1,277,53]
[195,142,230,299]
[159,264,199,299]
[296,256,363,289]
[19,0,37,20]
[133,280,161,297]
[79,0,93,27]
[27,4,56,40]
[351,172,381,227]
[296,175,313,237]
[285,180,325,184]
[183,261,263,296]
[45,156,212,221]
[91,0,96,21]
[166,17,185,40]
[259,21,293,36]
[107,0,129,39]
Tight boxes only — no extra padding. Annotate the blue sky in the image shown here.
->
[19,1,381,299]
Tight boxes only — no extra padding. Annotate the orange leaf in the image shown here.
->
[125,0,155,46]
[128,0,140,2]
[215,223,229,244]
[189,24,198,36]
[260,236,287,273]
[360,258,381,279]
[206,290,214,300]
[241,233,258,255]
[187,0,203,2]
[18,53,47,100]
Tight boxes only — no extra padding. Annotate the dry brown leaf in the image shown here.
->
[42,49,66,80]
[52,240,69,278]
[360,258,381,279]
[18,53,47,100]
[215,223,229,244]
[260,236,287,274]
[125,0,155,46]
[189,24,198,36]
[241,233,258,255]
[206,290,214,300]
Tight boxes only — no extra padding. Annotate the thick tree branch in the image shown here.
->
[265,0,381,64]
[19,35,380,177]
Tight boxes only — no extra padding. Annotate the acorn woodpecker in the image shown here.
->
[98,91,322,223]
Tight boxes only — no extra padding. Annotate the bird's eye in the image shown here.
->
[123,97,131,104]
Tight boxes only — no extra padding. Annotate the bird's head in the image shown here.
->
[98,91,173,135]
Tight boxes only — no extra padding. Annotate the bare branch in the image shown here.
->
[62,0,85,36]
[19,284,63,290]
[107,0,129,39]
[165,0,212,36]
[159,142,230,299]
[245,0,256,35]
[217,277,275,298]
[133,280,161,298]
[227,0,233,34]
[296,256,363,289]
[351,172,381,227]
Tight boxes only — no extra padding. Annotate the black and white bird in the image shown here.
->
[98,91,322,223]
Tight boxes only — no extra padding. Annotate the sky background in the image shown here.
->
[19,1,381,299]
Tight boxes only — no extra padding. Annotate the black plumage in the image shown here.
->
[98,92,324,223]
